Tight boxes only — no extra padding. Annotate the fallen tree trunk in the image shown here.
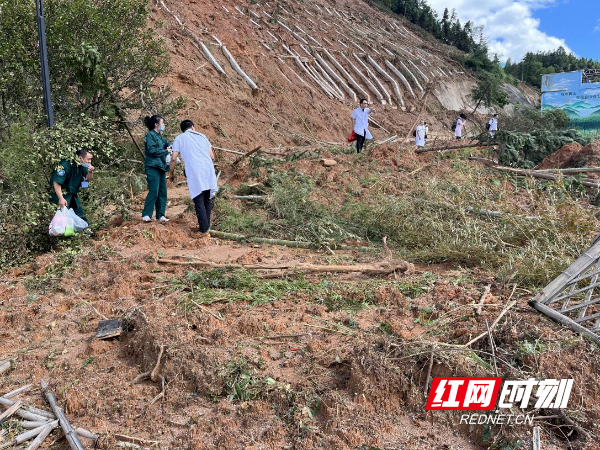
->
[158,258,412,275]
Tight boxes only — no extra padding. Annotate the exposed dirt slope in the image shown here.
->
[149,0,534,149]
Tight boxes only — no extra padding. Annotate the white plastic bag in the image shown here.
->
[64,207,88,232]
[49,207,75,237]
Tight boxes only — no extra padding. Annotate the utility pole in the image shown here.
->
[36,0,54,128]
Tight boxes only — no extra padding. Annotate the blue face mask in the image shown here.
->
[158,125,166,132]
[82,162,91,168]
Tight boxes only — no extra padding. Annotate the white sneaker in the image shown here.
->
[142,216,152,222]
[158,216,169,222]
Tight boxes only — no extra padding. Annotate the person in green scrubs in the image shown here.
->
[49,149,94,222]
[142,114,171,222]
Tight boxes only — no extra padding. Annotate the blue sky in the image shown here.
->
[534,1,600,60]
[427,0,600,63]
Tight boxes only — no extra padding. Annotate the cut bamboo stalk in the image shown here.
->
[353,53,392,105]
[534,167,600,174]
[532,426,541,450]
[340,52,384,103]
[40,380,85,450]
[283,45,334,98]
[221,45,259,92]
[277,19,293,33]
[323,49,365,101]
[416,142,491,153]
[385,60,415,98]
[266,30,278,42]
[399,60,424,93]
[477,284,492,315]
[367,55,405,108]
[25,423,55,450]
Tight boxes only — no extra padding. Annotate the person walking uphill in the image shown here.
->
[142,115,171,222]
[169,120,218,237]
[351,99,374,153]
[50,149,94,223]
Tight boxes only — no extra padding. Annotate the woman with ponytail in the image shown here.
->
[141,114,171,222]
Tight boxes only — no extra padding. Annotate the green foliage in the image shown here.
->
[0,0,173,124]
[0,0,181,269]
[502,107,570,133]
[375,0,475,53]
[496,129,589,167]
[470,72,509,113]
[505,47,600,88]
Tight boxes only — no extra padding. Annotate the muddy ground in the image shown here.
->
[2,148,600,449]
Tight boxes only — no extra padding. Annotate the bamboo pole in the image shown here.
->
[313,59,345,100]
[529,301,600,346]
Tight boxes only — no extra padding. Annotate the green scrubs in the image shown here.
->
[49,160,89,222]
[142,130,171,219]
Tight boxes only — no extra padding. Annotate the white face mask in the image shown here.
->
[82,162,91,168]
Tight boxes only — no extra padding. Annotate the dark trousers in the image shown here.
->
[142,167,167,218]
[356,132,366,153]
[193,190,212,233]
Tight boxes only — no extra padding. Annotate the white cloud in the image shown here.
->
[594,19,600,33]
[427,0,572,63]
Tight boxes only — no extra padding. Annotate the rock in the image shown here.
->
[320,158,337,167]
